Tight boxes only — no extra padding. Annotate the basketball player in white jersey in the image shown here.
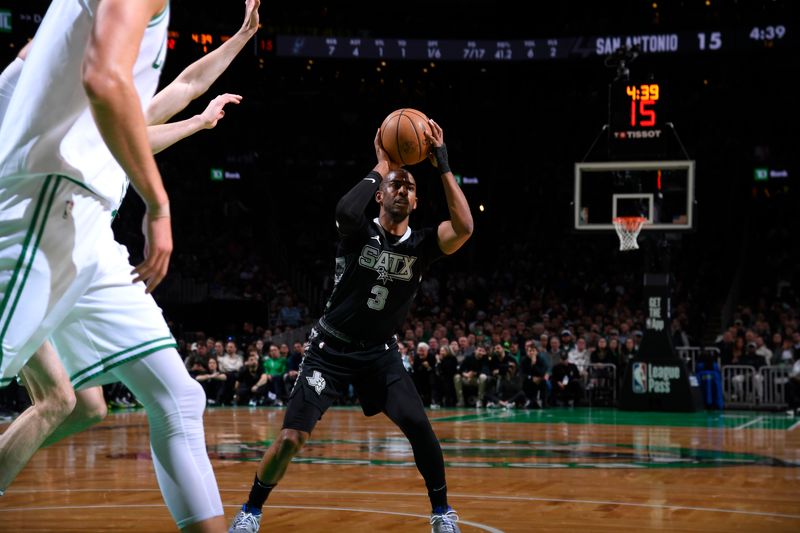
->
[0,1,258,531]
[0,0,258,456]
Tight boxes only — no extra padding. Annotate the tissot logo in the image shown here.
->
[614,129,662,139]
[358,245,416,282]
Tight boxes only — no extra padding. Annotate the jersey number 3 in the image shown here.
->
[367,285,388,311]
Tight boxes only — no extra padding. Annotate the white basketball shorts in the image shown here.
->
[0,174,175,388]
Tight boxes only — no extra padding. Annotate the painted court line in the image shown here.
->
[5,488,799,521]
[734,416,764,430]
[788,419,800,432]
[0,503,504,533]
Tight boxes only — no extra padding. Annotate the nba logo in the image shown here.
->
[632,362,647,394]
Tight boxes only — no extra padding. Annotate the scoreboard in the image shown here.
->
[275,25,792,62]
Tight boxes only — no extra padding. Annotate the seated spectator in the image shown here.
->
[217,340,243,404]
[195,357,227,405]
[521,341,549,408]
[485,360,526,409]
[490,343,513,392]
[283,341,304,395]
[568,337,591,378]
[454,345,490,407]
[263,344,288,405]
[235,350,268,406]
[550,352,584,407]
[434,344,459,407]
[413,342,436,407]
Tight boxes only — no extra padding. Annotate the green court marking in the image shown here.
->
[205,438,797,469]
[428,407,796,430]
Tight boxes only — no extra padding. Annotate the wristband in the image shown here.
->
[146,203,171,219]
[433,143,451,174]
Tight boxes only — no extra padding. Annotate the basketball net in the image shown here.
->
[612,216,647,251]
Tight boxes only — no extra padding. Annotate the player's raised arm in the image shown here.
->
[427,119,474,255]
[146,0,260,125]
[147,93,242,154]
[334,129,398,235]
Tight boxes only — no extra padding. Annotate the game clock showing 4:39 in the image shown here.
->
[609,80,666,142]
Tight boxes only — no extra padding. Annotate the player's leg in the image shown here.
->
[381,369,460,531]
[41,383,107,447]
[111,350,225,533]
[0,342,76,494]
[47,232,225,532]
[231,349,339,532]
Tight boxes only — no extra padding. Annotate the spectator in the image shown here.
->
[195,358,227,405]
[434,344,459,407]
[413,342,436,407]
[484,360,527,409]
[235,350,268,406]
[283,341,304,394]
[454,345,490,407]
[550,352,584,407]
[263,344,288,405]
[568,337,591,378]
[521,341,549,408]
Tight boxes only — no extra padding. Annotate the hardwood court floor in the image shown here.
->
[1,406,799,532]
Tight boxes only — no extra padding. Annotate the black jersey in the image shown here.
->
[320,216,443,346]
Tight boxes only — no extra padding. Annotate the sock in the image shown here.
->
[429,483,448,513]
[246,474,276,511]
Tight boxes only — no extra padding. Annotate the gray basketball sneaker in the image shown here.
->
[229,504,262,533]
[430,507,461,533]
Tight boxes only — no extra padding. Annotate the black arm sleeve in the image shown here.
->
[334,170,382,235]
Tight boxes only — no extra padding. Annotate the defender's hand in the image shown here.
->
[132,213,173,294]
[240,0,260,35]
[200,93,242,129]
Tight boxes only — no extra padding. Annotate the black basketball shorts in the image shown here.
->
[281,336,411,433]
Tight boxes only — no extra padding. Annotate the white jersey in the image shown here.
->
[0,0,169,209]
[0,57,23,122]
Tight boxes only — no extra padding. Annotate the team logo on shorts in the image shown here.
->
[306,370,326,395]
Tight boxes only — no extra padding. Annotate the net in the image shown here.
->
[612,216,647,251]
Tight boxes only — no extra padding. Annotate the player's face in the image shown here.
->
[378,170,417,221]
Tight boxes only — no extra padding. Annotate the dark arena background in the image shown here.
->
[1,1,798,531]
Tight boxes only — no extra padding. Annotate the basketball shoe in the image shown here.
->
[430,506,461,533]
[229,504,262,533]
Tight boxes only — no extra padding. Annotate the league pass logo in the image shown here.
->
[632,362,647,394]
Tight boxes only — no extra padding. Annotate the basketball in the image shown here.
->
[379,108,432,166]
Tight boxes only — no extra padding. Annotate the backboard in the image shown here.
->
[574,160,695,231]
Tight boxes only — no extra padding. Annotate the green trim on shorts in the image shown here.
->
[59,174,95,194]
[70,337,176,388]
[0,175,60,369]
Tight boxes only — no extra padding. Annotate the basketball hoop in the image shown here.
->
[612,216,647,251]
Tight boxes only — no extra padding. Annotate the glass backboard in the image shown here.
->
[574,160,694,231]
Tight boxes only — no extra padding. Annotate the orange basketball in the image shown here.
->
[379,108,432,166]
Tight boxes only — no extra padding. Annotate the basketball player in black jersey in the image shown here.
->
[230,119,473,533]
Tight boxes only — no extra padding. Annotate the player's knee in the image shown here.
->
[174,376,207,419]
[42,382,77,421]
[77,396,107,425]
[276,428,307,457]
